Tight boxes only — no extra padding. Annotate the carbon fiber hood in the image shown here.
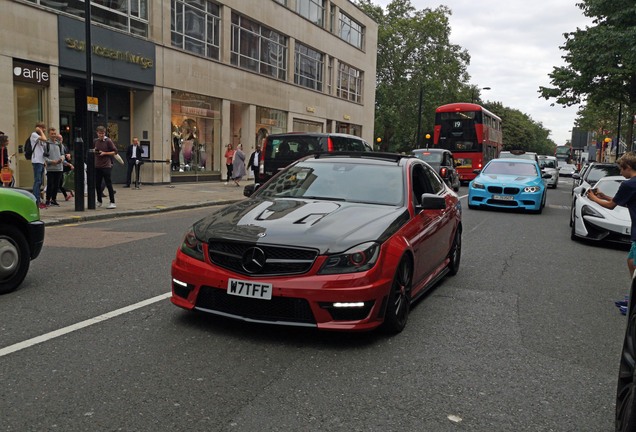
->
[192,198,409,254]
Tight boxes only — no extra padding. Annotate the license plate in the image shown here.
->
[227,278,273,300]
[493,195,514,201]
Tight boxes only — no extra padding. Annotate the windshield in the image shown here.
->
[595,178,623,198]
[539,159,557,169]
[414,152,442,163]
[257,161,404,206]
[483,161,538,176]
[586,165,620,183]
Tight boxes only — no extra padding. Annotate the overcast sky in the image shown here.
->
[372,0,594,145]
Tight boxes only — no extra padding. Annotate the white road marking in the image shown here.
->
[0,292,171,358]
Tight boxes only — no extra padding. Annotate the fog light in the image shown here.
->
[173,278,188,287]
[333,302,366,308]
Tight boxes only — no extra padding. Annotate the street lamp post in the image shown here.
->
[471,87,491,103]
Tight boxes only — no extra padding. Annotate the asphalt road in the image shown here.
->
[0,177,628,431]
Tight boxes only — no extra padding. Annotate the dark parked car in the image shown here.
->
[252,132,372,188]
[0,188,45,294]
[411,148,460,192]
[172,152,462,333]
[616,276,636,431]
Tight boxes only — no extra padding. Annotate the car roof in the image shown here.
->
[303,151,410,166]
[412,148,449,154]
[268,132,364,139]
[597,175,625,182]
[490,158,537,164]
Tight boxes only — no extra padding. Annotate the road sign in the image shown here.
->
[87,96,98,112]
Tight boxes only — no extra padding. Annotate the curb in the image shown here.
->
[41,199,242,226]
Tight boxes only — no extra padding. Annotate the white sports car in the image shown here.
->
[570,176,631,245]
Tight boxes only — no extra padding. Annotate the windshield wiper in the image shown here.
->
[300,195,348,202]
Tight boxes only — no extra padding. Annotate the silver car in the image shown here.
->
[538,155,559,188]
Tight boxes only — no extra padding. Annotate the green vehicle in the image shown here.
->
[0,188,45,294]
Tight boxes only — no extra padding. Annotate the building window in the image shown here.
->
[34,0,149,37]
[231,13,288,81]
[327,57,333,95]
[296,0,324,26]
[294,43,323,92]
[171,0,220,59]
[337,62,362,103]
[338,11,364,49]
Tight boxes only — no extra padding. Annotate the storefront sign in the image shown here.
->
[58,15,155,86]
[178,105,220,118]
[13,60,50,87]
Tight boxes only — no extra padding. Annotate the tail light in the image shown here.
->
[327,137,334,152]
[477,162,482,169]
[440,167,448,178]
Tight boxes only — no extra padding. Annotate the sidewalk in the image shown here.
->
[39,180,248,226]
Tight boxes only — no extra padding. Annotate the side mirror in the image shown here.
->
[473,169,481,175]
[418,193,446,211]
[542,172,552,178]
[572,173,580,180]
[573,185,586,195]
[243,183,260,197]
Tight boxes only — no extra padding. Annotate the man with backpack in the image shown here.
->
[29,122,48,209]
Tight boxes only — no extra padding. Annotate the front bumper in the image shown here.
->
[170,249,395,331]
[468,186,543,211]
[27,220,45,260]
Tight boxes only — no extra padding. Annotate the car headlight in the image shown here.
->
[523,186,541,193]
[318,242,380,274]
[180,226,205,261]
[581,205,605,219]
[472,182,485,190]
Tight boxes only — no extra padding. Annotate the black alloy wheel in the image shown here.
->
[448,227,462,276]
[0,225,30,295]
[616,278,636,431]
[383,257,412,334]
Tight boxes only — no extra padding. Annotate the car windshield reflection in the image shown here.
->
[594,178,623,198]
[257,161,404,206]
[483,161,538,176]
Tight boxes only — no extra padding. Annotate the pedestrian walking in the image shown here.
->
[30,122,48,209]
[59,143,74,201]
[125,137,144,189]
[94,125,118,209]
[586,151,636,314]
[224,144,234,185]
[44,127,65,207]
[247,142,261,183]
[231,144,246,187]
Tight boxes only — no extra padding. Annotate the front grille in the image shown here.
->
[208,241,318,276]
[486,198,518,207]
[487,186,520,195]
[584,220,631,244]
[196,286,316,324]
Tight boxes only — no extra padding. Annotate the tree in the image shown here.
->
[486,102,556,155]
[357,0,472,152]
[539,0,636,150]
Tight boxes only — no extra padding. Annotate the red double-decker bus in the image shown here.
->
[433,103,503,183]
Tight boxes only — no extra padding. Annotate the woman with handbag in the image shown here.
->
[1,135,15,188]
[59,143,75,201]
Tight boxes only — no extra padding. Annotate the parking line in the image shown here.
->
[0,292,171,358]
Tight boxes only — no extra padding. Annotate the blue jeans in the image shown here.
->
[32,163,44,204]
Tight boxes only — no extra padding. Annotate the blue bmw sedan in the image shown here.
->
[468,158,550,214]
